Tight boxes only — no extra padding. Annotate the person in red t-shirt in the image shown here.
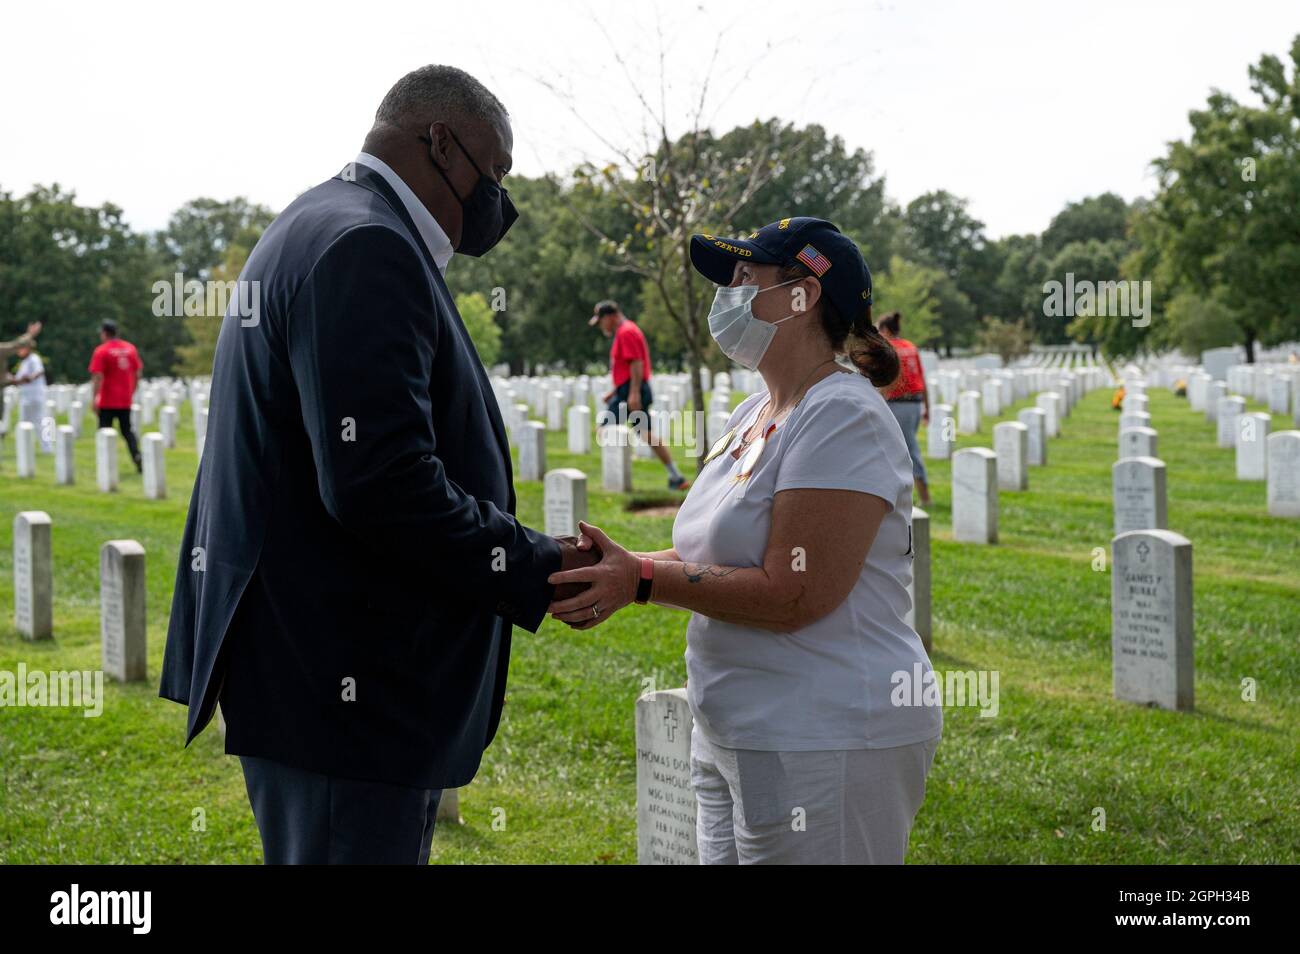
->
[589,300,690,490]
[89,319,144,472]
[878,311,930,504]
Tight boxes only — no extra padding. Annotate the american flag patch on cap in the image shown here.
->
[795,244,831,276]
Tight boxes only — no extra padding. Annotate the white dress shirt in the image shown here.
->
[352,152,454,275]
[16,352,46,404]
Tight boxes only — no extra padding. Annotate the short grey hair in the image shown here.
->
[374,65,508,132]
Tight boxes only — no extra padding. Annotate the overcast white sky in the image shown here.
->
[3,0,1296,239]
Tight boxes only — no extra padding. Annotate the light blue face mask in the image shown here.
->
[706,278,807,370]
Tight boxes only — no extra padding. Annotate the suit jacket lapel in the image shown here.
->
[340,166,517,508]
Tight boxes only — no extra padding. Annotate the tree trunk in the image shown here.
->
[1244,331,1256,364]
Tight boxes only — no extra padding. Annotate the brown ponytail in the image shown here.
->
[844,309,900,389]
[777,263,900,389]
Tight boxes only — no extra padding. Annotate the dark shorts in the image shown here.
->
[603,380,653,435]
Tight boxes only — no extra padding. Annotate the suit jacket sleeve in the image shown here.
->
[285,223,561,631]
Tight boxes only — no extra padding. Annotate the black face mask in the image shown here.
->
[420,127,517,257]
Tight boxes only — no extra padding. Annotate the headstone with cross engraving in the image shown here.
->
[636,688,697,865]
[1111,529,1193,712]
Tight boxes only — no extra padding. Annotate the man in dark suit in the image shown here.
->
[160,65,600,864]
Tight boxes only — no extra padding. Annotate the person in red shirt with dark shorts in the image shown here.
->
[89,319,144,472]
[878,311,930,504]
[589,300,690,490]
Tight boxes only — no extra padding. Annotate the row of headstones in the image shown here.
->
[508,371,749,486]
[930,365,1105,417]
[12,511,147,682]
[1172,368,1300,516]
[8,423,170,498]
[1,376,208,435]
[1110,372,1282,715]
[491,368,753,434]
[936,382,1089,543]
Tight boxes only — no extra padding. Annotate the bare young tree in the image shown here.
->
[532,18,809,458]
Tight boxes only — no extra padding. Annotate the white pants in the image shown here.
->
[19,401,52,452]
[690,723,939,864]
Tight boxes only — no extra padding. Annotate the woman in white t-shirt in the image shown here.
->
[548,217,942,864]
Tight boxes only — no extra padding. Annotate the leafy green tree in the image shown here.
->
[174,242,253,375]
[442,175,640,373]
[1042,237,1127,346]
[989,234,1049,332]
[454,291,503,367]
[0,184,183,380]
[870,256,941,347]
[159,197,275,280]
[1116,36,1300,361]
[901,190,996,351]
[1040,193,1131,259]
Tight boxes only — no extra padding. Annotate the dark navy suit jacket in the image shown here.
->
[159,164,561,789]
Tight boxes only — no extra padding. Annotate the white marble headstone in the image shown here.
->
[1111,529,1193,712]
[543,468,587,538]
[567,405,591,455]
[1266,431,1300,517]
[1216,395,1246,448]
[1112,456,1167,534]
[928,404,954,460]
[518,421,546,481]
[952,447,998,543]
[159,405,178,449]
[1035,392,1061,437]
[142,432,167,499]
[1235,412,1270,481]
[1119,426,1158,460]
[904,506,931,652]
[55,425,75,485]
[601,425,633,492]
[1018,407,1047,466]
[13,511,53,640]
[957,391,981,435]
[95,427,118,492]
[101,540,147,683]
[993,421,1028,491]
[636,688,698,865]
[16,421,36,478]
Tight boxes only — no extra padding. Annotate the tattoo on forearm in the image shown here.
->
[682,563,739,584]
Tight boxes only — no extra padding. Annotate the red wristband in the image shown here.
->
[635,557,654,604]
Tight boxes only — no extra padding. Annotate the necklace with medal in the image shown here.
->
[702,358,841,475]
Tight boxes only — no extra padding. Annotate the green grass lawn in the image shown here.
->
[1,381,1298,864]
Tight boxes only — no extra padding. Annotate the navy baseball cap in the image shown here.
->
[689,216,873,320]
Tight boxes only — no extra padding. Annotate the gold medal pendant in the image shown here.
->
[701,427,736,466]
[733,423,776,482]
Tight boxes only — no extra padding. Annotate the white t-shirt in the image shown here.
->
[672,370,943,751]
[16,353,45,405]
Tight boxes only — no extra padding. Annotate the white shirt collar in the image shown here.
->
[352,152,453,275]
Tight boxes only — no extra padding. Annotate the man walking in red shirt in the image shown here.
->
[590,300,689,490]
[878,311,930,505]
[89,319,144,473]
